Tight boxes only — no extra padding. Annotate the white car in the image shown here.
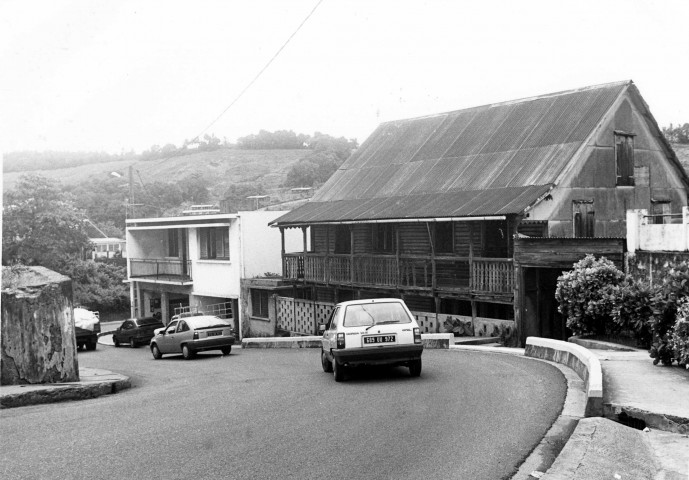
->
[149,315,235,360]
[319,298,423,381]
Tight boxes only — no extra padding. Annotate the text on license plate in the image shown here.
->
[364,335,395,344]
[206,330,222,337]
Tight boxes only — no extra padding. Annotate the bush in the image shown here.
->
[555,255,626,336]
[671,300,689,368]
[611,278,654,348]
[648,262,689,365]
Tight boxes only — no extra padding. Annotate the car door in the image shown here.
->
[115,320,132,343]
[322,307,340,355]
[157,320,179,353]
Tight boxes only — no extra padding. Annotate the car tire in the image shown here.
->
[151,343,163,359]
[129,337,137,348]
[321,350,333,373]
[182,344,194,360]
[85,340,97,351]
[333,360,345,382]
[409,358,422,377]
[221,346,232,355]
[114,337,120,348]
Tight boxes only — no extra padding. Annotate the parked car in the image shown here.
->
[113,317,165,348]
[150,315,235,360]
[319,298,423,382]
[74,307,101,351]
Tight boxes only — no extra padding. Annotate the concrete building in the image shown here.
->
[126,209,300,339]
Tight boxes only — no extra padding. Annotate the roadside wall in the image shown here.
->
[1,266,79,385]
[626,250,689,287]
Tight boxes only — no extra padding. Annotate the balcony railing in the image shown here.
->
[283,253,513,294]
[129,258,192,282]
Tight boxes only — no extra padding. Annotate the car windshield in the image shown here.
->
[186,316,231,330]
[343,302,411,327]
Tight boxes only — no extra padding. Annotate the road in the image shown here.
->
[0,344,566,480]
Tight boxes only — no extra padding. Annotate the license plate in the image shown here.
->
[206,330,222,337]
[364,335,395,345]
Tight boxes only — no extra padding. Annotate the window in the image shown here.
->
[199,227,230,260]
[651,201,671,225]
[251,289,271,318]
[434,222,454,254]
[371,224,396,253]
[168,229,179,257]
[615,132,635,186]
[573,200,595,237]
[334,225,351,254]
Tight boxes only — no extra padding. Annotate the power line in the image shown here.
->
[191,0,325,143]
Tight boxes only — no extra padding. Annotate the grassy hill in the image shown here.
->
[3,148,310,205]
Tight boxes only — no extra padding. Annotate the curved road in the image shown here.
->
[0,346,565,480]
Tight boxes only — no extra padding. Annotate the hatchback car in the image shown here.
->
[319,298,423,381]
[149,315,235,360]
[113,317,164,348]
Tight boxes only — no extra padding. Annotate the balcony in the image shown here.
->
[129,258,193,283]
[283,253,513,294]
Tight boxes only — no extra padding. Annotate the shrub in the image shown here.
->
[555,255,626,336]
[648,262,689,365]
[671,300,689,368]
[611,278,654,348]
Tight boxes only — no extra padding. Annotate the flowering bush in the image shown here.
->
[555,255,626,336]
[671,300,689,368]
[610,278,654,348]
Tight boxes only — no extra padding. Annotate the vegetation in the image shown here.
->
[663,123,689,144]
[556,255,689,368]
[2,174,128,313]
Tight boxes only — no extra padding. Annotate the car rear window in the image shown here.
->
[137,318,161,326]
[343,302,412,327]
[186,316,231,329]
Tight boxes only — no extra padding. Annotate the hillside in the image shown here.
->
[3,148,309,202]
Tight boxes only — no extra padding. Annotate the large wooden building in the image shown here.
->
[271,81,689,344]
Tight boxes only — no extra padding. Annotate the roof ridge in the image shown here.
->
[380,80,633,125]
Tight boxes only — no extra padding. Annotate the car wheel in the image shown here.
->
[151,343,162,359]
[85,340,97,351]
[182,344,194,360]
[114,337,120,348]
[220,346,232,355]
[129,337,137,348]
[333,360,345,382]
[409,358,422,377]
[321,350,333,373]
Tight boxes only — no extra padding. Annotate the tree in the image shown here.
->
[2,174,91,271]
[284,150,341,188]
[663,123,689,144]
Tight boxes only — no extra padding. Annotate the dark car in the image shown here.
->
[113,317,165,348]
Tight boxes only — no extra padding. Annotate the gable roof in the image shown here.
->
[273,81,633,226]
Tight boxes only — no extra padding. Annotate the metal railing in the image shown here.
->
[129,258,192,281]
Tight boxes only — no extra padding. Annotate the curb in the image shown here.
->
[0,369,131,409]
[241,333,456,349]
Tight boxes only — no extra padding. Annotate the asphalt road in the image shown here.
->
[0,344,566,480]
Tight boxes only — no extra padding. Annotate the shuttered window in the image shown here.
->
[334,225,351,254]
[168,229,179,257]
[615,132,635,186]
[371,224,396,253]
[434,222,454,254]
[199,227,229,260]
[251,289,271,318]
[573,201,595,238]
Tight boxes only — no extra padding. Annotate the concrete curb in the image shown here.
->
[0,368,131,409]
[525,337,603,417]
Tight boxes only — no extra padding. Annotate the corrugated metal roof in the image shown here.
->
[274,81,631,226]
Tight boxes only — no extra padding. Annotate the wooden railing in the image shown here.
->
[129,258,192,281]
[283,253,513,293]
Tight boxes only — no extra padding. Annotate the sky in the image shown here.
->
[1,0,688,155]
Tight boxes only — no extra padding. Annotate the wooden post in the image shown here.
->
[280,227,286,277]
[349,225,354,285]
[426,222,436,291]
[302,226,308,280]
[395,226,400,288]
[326,225,331,285]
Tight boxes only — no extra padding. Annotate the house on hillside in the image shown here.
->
[125,207,300,338]
[85,219,126,259]
[270,80,689,345]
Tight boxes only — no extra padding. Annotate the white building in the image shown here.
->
[126,209,300,338]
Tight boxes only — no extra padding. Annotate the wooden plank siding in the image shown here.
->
[514,237,625,269]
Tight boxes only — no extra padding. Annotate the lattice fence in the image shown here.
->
[412,311,440,333]
[276,297,336,336]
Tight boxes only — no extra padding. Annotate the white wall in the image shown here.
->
[238,211,301,278]
[188,225,239,298]
[628,207,689,253]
